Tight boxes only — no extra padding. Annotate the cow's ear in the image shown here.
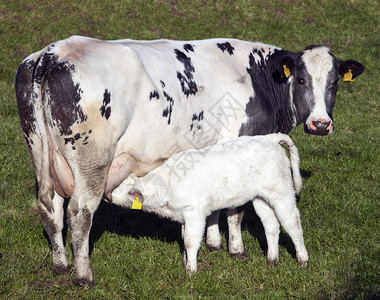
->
[273,53,296,84]
[338,59,365,82]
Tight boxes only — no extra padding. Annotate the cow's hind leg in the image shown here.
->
[252,198,280,266]
[38,189,70,274]
[67,161,110,286]
[67,192,102,285]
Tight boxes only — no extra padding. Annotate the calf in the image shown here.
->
[111,133,308,274]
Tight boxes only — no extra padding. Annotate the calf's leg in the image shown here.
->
[182,210,206,275]
[252,198,280,265]
[270,197,309,267]
[225,207,247,258]
[205,210,223,251]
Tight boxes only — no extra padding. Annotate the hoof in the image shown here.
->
[205,244,223,252]
[267,259,279,267]
[53,264,71,275]
[298,260,309,269]
[230,252,249,260]
[73,278,96,287]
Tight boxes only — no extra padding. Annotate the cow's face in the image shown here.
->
[282,46,364,136]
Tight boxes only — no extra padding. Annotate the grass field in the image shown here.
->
[0,0,379,298]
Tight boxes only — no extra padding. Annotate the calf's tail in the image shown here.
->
[278,134,302,195]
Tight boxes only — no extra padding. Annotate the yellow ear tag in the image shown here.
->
[283,65,291,78]
[343,69,355,82]
[132,196,142,210]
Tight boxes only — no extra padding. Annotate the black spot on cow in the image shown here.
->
[44,60,87,137]
[193,111,203,121]
[64,132,81,150]
[162,91,175,124]
[249,48,266,63]
[63,130,92,150]
[189,111,204,132]
[82,129,92,146]
[149,90,160,100]
[100,89,111,119]
[174,48,198,97]
[183,44,195,53]
[160,80,166,88]
[217,42,235,55]
[15,59,38,150]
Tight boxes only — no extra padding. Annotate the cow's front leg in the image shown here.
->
[205,210,223,251]
[38,190,70,275]
[225,206,247,258]
[253,198,280,265]
[182,210,206,275]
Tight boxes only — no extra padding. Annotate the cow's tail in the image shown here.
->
[31,46,59,212]
[278,134,302,195]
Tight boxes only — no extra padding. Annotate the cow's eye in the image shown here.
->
[297,78,305,85]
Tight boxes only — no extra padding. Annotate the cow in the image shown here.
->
[15,36,364,285]
[111,133,308,275]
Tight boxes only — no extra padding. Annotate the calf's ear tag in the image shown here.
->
[132,196,142,210]
[283,65,291,78]
[343,69,355,82]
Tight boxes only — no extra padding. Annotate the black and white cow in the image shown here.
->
[15,36,364,285]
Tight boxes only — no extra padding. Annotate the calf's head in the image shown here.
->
[279,46,364,135]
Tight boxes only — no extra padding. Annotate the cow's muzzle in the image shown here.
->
[304,119,333,136]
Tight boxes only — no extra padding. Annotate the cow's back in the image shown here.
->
[109,38,279,162]
[18,36,282,167]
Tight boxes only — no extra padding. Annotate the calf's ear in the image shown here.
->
[338,59,365,81]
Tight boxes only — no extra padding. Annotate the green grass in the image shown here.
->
[1,0,379,298]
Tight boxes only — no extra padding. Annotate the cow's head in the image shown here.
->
[278,46,364,135]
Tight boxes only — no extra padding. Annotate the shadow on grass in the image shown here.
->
[90,200,183,255]
[43,167,313,265]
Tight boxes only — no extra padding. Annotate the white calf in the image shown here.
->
[111,133,308,274]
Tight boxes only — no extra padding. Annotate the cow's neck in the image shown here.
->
[239,49,297,136]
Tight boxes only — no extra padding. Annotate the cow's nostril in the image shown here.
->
[308,120,332,135]
[312,120,331,129]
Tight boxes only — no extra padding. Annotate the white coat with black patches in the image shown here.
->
[111,133,308,274]
[16,36,364,284]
